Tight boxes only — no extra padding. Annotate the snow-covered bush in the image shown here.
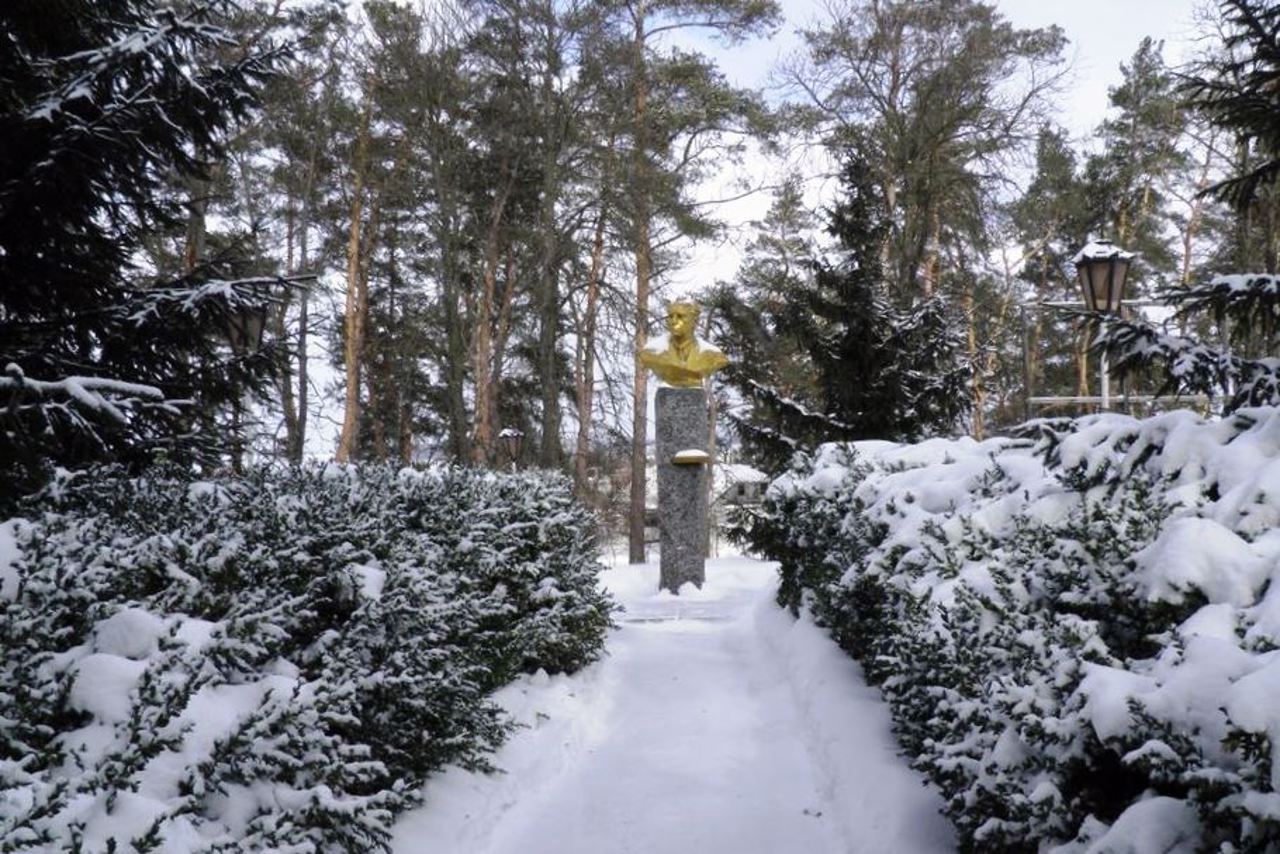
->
[746,409,1280,853]
[0,464,612,852]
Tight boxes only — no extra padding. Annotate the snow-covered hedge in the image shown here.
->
[0,464,612,852]
[746,409,1280,853]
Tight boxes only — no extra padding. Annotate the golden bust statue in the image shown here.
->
[639,300,729,387]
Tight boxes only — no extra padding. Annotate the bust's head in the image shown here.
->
[665,301,700,342]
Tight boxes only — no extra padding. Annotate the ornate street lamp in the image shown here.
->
[1072,239,1134,315]
[1072,239,1135,409]
[220,301,268,474]
[499,426,524,471]
[225,304,268,356]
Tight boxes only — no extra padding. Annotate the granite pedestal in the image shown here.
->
[655,386,709,592]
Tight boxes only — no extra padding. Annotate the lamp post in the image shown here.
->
[499,426,524,472]
[1071,239,1134,410]
[225,305,268,356]
[222,302,268,474]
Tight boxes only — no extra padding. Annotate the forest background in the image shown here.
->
[4,0,1277,562]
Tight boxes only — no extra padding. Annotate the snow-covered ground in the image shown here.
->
[390,553,956,854]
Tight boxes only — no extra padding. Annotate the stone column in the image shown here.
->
[655,386,708,592]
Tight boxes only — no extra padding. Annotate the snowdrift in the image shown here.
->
[747,408,1280,853]
[0,464,612,852]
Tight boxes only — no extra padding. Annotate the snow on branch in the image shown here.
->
[1162,274,1280,337]
[1071,274,1280,415]
[744,378,859,433]
[1090,312,1280,412]
[2,364,168,426]
[11,0,284,209]
[27,2,232,124]
[123,274,311,327]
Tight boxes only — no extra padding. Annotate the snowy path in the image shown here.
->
[390,555,956,854]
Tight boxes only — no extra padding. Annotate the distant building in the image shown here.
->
[634,455,770,558]
[714,463,768,507]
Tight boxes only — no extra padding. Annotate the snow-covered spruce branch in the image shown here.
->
[2,364,171,426]
[15,0,282,200]
[123,274,313,327]
[1090,312,1280,411]
[1160,273,1280,335]
[743,378,860,433]
[32,2,231,101]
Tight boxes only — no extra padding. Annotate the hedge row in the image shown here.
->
[0,464,613,852]
[745,409,1280,853]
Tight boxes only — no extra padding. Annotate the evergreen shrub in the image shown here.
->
[745,410,1280,853]
[0,463,612,852]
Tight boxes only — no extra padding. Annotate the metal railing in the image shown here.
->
[1021,299,1221,417]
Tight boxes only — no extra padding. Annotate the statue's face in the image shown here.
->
[666,304,698,340]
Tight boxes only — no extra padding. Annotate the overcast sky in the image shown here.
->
[994,0,1203,138]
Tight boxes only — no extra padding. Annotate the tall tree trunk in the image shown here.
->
[1234,135,1253,272]
[1075,332,1090,407]
[630,214,652,564]
[1026,255,1049,400]
[982,292,1013,431]
[921,207,941,299]
[336,98,374,464]
[471,172,515,466]
[536,64,565,469]
[628,8,651,564]
[1266,195,1279,275]
[574,208,607,495]
[279,202,300,456]
[964,275,983,438]
[183,164,218,274]
[879,175,897,286]
[296,196,311,465]
[368,240,400,464]
[367,365,388,461]
[490,244,520,426]
[290,143,319,465]
[397,391,413,464]
[296,290,309,462]
[536,237,562,468]
[437,197,471,461]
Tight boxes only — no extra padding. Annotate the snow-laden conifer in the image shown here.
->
[747,408,1280,851]
[0,464,612,852]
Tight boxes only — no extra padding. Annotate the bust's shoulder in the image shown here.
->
[693,337,724,357]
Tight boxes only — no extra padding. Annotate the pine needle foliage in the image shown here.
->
[712,153,971,471]
[1182,0,1280,208]
[0,0,292,498]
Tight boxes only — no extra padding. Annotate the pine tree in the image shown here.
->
[612,0,782,562]
[713,154,971,470]
[1085,38,1187,291]
[1011,126,1095,404]
[0,0,289,498]
[1184,0,1280,274]
[1184,0,1280,209]
[785,0,1067,301]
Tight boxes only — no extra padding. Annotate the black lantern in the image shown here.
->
[499,427,524,466]
[1072,239,1134,314]
[225,304,268,355]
